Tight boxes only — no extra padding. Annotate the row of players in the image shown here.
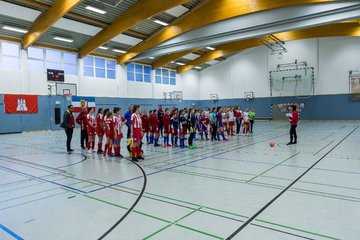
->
[76,105,256,161]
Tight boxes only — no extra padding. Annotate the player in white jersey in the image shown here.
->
[242,107,250,136]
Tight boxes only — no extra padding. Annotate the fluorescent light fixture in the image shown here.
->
[2,25,28,33]
[85,5,106,14]
[99,46,109,50]
[112,49,126,53]
[149,57,155,59]
[175,62,185,66]
[53,36,73,43]
[195,66,202,69]
[170,61,175,63]
[206,46,215,50]
[153,19,169,26]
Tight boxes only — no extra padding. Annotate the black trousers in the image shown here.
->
[188,132,195,146]
[290,125,297,143]
[127,126,131,139]
[159,121,164,137]
[80,129,88,148]
[250,120,254,133]
[211,123,217,140]
[236,119,242,134]
[65,128,74,151]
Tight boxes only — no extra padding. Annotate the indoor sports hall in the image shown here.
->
[1,1,360,240]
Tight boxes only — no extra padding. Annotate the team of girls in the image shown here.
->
[77,105,257,156]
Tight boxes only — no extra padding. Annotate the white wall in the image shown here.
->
[0,45,200,100]
[200,37,360,100]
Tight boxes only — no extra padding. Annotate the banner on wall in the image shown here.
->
[72,96,96,112]
[4,94,38,114]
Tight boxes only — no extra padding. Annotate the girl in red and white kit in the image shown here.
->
[113,107,126,157]
[104,111,115,157]
[131,105,144,162]
[86,108,96,153]
[95,108,105,154]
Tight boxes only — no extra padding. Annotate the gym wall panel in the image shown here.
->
[318,37,360,95]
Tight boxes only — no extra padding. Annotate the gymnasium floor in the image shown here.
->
[0,122,359,240]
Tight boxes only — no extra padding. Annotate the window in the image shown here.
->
[83,56,116,79]
[127,63,151,83]
[1,42,20,70]
[27,47,77,75]
[155,68,176,85]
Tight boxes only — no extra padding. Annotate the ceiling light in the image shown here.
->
[112,49,126,53]
[206,46,215,51]
[99,46,109,50]
[149,57,155,59]
[195,66,202,69]
[85,5,107,14]
[176,62,185,66]
[170,61,175,63]
[2,25,28,33]
[153,19,169,26]
[53,36,73,43]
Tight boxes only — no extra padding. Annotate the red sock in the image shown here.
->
[87,141,90,150]
[91,141,95,150]
[108,145,112,154]
[98,143,102,151]
[132,147,137,158]
[136,146,142,157]
[104,144,109,156]
[115,147,120,155]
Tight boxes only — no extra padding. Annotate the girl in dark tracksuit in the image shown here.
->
[187,108,196,149]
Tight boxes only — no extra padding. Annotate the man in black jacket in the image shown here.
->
[61,105,75,153]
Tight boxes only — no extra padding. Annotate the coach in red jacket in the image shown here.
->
[287,105,299,145]
[76,107,88,149]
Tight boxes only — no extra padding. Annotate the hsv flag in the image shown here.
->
[4,94,38,114]
[72,96,96,112]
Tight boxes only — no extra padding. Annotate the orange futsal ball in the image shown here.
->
[269,141,275,147]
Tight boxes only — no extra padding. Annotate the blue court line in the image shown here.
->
[0,224,24,240]
[88,134,287,193]
[0,166,86,194]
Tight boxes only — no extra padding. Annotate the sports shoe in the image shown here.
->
[97,150,103,154]
[154,143,160,147]
[137,156,144,160]
[131,158,139,162]
[88,150,92,154]
[81,146,86,150]
[223,138,229,141]
[107,153,114,157]
[286,142,293,145]
[166,144,172,147]
[188,146,195,150]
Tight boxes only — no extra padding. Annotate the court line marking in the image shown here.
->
[225,126,358,240]
[0,224,24,240]
[246,152,301,182]
[97,160,147,240]
[88,133,288,193]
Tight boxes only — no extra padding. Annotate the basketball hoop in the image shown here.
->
[176,96,182,103]
[65,93,72,101]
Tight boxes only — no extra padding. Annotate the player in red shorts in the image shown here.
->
[151,109,160,147]
[163,108,171,147]
[141,110,150,144]
[86,108,96,153]
[104,111,115,157]
[170,108,179,146]
[113,107,126,158]
[95,108,105,154]
[148,110,154,144]
[179,109,188,148]
[130,105,143,162]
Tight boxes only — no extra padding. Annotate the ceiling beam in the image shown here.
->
[152,49,198,69]
[21,0,82,49]
[12,0,148,39]
[79,0,191,58]
[177,23,360,73]
[117,0,334,64]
